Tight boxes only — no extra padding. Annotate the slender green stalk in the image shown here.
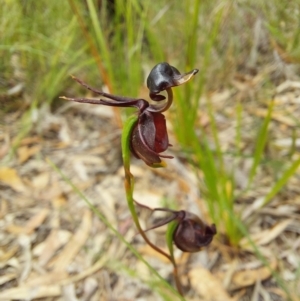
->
[166,220,182,294]
[121,116,184,296]
[48,158,185,301]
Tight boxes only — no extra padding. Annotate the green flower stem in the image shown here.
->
[166,221,178,263]
[121,116,170,258]
[166,220,182,294]
[48,158,185,300]
[121,115,183,296]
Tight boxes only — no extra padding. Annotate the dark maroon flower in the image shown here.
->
[144,208,217,252]
[172,211,216,252]
[60,63,198,166]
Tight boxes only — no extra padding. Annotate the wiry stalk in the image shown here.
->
[121,116,183,296]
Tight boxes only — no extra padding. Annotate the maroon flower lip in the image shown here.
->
[130,111,172,166]
[60,63,198,166]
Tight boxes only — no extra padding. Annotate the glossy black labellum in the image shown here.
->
[147,62,199,101]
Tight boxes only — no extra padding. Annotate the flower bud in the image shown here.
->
[144,208,217,252]
[173,211,216,252]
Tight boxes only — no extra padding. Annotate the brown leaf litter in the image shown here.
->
[1,73,300,300]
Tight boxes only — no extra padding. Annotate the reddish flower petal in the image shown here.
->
[152,113,169,153]
[130,123,161,166]
[140,112,168,152]
[139,112,156,150]
[129,112,171,166]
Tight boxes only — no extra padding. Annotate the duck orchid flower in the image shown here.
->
[60,63,198,167]
[144,208,216,252]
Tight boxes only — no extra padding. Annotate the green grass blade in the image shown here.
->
[86,0,114,85]
[247,99,274,189]
[185,0,201,70]
[262,157,300,207]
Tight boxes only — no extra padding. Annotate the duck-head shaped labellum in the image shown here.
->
[173,211,217,252]
[147,62,199,101]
